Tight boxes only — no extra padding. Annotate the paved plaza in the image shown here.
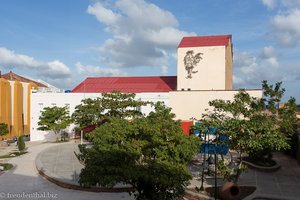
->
[1,141,300,199]
[0,141,133,200]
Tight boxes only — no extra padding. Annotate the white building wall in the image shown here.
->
[21,82,29,126]
[177,46,226,90]
[30,92,169,141]
[169,90,262,120]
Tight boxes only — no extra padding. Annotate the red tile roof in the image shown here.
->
[1,71,47,87]
[178,35,232,48]
[71,76,177,93]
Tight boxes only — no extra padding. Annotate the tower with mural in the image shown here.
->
[177,35,233,91]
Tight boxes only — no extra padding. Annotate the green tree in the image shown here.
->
[38,106,72,141]
[72,91,148,130]
[72,98,103,129]
[101,91,147,119]
[0,123,9,136]
[79,102,200,200]
[278,97,298,156]
[200,81,293,162]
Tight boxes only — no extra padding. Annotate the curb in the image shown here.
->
[244,193,300,200]
[242,160,281,172]
[184,190,214,200]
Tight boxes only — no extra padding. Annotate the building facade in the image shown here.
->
[0,71,47,139]
[29,34,262,141]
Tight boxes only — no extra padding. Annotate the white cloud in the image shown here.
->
[260,46,276,58]
[0,47,72,88]
[161,65,168,75]
[233,75,245,86]
[76,62,127,77]
[0,47,41,69]
[234,51,258,74]
[42,60,72,78]
[271,9,300,46]
[260,46,279,67]
[145,27,195,47]
[282,0,300,8]
[262,0,277,9]
[233,48,282,88]
[261,0,300,9]
[41,77,77,90]
[87,2,120,25]
[87,0,195,70]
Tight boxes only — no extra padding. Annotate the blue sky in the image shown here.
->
[0,0,299,102]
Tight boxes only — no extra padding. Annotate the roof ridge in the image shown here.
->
[72,76,177,93]
[178,34,232,48]
[1,71,47,87]
[85,75,177,79]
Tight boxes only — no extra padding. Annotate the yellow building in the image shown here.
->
[0,71,46,139]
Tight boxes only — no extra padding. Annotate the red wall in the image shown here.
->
[181,121,193,135]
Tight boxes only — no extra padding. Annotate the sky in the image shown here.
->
[0,0,299,102]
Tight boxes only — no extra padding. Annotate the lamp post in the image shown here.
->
[214,150,218,200]
[200,130,207,191]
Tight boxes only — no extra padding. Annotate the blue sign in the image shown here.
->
[193,121,201,136]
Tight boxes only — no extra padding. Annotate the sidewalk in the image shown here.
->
[0,142,18,156]
[35,142,131,192]
[188,152,300,200]
[241,152,300,200]
[35,142,83,186]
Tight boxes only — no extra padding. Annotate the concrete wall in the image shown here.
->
[30,92,170,141]
[169,90,262,120]
[177,46,227,91]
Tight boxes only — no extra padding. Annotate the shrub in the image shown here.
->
[0,123,9,136]
[18,135,26,152]
[0,163,14,170]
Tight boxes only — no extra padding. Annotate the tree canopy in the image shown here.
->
[79,102,200,200]
[100,91,147,119]
[72,91,148,129]
[197,80,296,161]
[38,106,72,135]
[72,98,103,129]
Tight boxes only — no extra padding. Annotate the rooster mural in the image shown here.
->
[184,50,203,79]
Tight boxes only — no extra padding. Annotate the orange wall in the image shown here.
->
[12,81,23,137]
[0,79,36,139]
[0,78,12,139]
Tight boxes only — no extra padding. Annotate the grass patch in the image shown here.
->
[0,163,14,170]
[0,151,28,159]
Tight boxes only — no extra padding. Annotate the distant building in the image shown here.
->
[0,71,47,139]
[30,34,262,141]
